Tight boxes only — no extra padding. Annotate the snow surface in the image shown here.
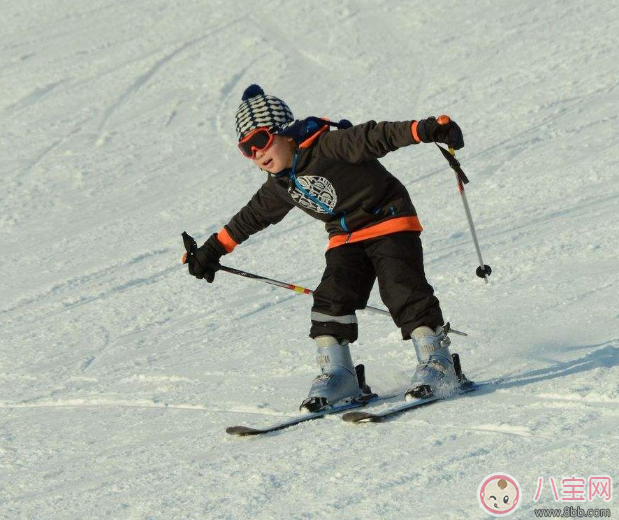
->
[1,0,618,518]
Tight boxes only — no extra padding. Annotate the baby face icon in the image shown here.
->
[478,473,521,516]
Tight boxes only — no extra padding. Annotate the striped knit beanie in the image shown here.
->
[235,84,294,141]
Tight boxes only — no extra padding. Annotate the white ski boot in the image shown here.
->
[300,336,375,413]
[405,325,460,400]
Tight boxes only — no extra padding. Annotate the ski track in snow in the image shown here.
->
[1,0,619,519]
[94,15,245,147]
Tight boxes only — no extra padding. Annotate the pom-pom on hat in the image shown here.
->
[235,84,294,141]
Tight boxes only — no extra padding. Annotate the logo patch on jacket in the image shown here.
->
[290,175,337,214]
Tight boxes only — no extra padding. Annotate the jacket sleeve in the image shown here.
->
[217,178,294,252]
[312,120,417,164]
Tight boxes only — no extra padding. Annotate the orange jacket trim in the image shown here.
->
[411,121,421,143]
[217,227,238,253]
[299,124,330,149]
[327,216,423,250]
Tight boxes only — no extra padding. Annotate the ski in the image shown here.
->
[226,393,396,436]
[342,381,481,424]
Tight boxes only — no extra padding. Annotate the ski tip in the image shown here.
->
[342,411,381,423]
[226,425,262,436]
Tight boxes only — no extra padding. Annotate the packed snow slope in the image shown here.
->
[1,1,618,518]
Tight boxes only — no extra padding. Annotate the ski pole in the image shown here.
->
[219,264,393,316]
[434,119,492,284]
[182,232,388,316]
[181,231,468,336]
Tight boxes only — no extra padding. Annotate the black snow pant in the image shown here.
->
[309,231,443,343]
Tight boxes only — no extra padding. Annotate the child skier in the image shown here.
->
[183,84,465,412]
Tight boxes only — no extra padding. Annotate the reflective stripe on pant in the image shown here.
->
[310,243,375,343]
[310,231,443,342]
[310,312,359,344]
[311,312,358,325]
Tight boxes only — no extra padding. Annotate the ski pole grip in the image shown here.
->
[181,231,197,264]
[436,115,456,157]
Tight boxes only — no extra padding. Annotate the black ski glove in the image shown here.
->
[187,234,227,283]
[414,115,464,150]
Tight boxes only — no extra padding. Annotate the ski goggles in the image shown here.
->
[237,127,275,159]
